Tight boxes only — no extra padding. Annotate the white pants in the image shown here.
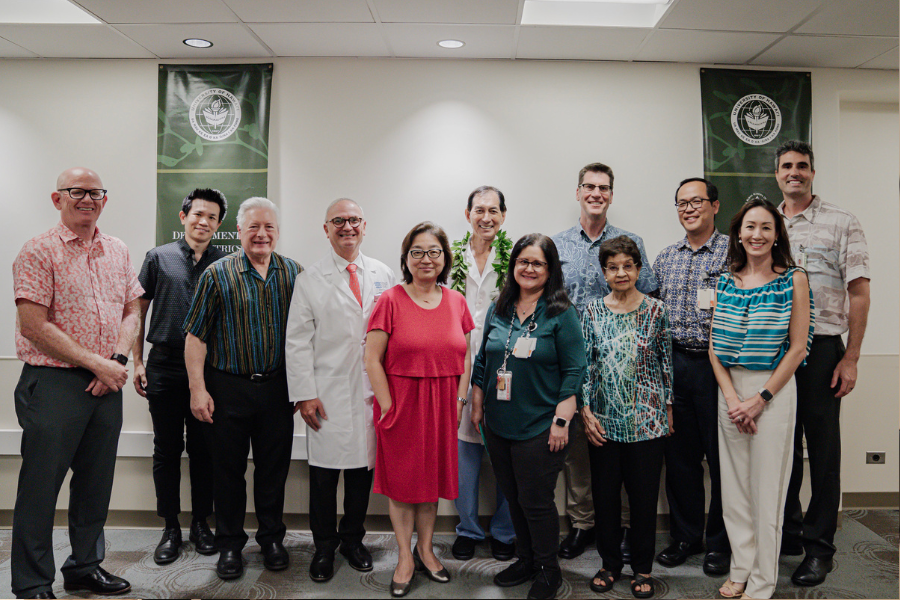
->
[718,367,796,599]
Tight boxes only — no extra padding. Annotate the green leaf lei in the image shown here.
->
[450,230,512,294]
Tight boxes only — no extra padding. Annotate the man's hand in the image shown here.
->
[90,357,128,392]
[86,378,111,397]
[133,363,148,397]
[191,388,215,423]
[300,398,327,431]
[831,357,858,398]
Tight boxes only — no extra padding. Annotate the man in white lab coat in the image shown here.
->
[286,198,396,583]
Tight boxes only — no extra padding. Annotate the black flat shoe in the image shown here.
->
[189,519,217,556]
[558,527,595,559]
[491,538,516,561]
[791,556,833,586]
[527,566,562,599]
[63,566,131,595]
[260,541,289,571]
[216,549,244,580]
[153,526,183,565]
[310,549,335,582]
[413,546,450,583]
[452,535,477,560]
[656,540,703,567]
[340,542,373,572]
[703,551,730,576]
[494,558,537,587]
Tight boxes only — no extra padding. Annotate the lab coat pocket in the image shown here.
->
[314,375,354,433]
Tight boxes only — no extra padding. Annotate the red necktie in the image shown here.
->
[347,263,362,307]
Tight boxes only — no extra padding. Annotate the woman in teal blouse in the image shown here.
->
[580,235,673,599]
[470,233,586,600]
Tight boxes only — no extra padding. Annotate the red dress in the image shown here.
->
[367,285,475,503]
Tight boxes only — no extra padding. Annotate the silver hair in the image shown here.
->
[237,197,280,229]
[324,197,365,221]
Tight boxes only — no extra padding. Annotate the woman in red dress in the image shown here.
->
[365,221,475,597]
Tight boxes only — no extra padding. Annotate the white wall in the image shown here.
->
[0,57,896,516]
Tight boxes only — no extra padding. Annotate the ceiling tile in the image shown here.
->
[0,36,38,57]
[0,24,155,58]
[637,29,780,64]
[858,47,899,70]
[516,26,649,61]
[71,0,237,24]
[659,0,823,33]
[751,35,899,68]
[797,0,898,36]
[249,23,390,56]
[374,0,519,24]
[115,23,271,58]
[221,0,374,23]
[382,24,515,58]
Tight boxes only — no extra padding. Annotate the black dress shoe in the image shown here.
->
[413,546,450,583]
[527,566,562,599]
[63,566,131,595]
[153,526,183,565]
[702,551,730,575]
[189,519,217,556]
[491,538,516,561]
[655,541,703,567]
[558,527,595,559]
[621,528,632,564]
[452,535,477,560]
[216,549,244,580]
[340,542,373,572]
[494,558,537,587]
[260,541,289,571]
[310,548,335,582]
[20,592,56,599]
[791,556,833,586]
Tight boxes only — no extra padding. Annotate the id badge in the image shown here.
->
[799,248,808,270]
[696,288,716,310]
[512,337,536,358]
[496,370,512,401]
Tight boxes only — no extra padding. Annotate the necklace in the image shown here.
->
[450,230,511,295]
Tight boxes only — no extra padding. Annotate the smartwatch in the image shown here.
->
[552,416,569,428]
[111,353,128,366]
[758,387,773,403]
[457,396,468,405]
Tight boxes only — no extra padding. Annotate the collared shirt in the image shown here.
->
[138,238,226,349]
[183,249,302,375]
[13,222,144,367]
[653,230,729,348]
[777,195,870,336]
[330,248,370,301]
[553,219,659,315]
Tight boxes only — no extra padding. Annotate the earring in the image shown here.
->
[774,240,778,247]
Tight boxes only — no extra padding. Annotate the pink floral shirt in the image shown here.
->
[13,222,144,368]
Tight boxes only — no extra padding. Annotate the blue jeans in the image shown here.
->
[454,439,515,544]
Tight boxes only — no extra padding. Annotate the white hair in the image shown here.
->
[324,197,365,221]
[237,197,279,229]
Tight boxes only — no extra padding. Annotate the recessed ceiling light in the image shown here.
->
[183,38,214,49]
[438,39,465,49]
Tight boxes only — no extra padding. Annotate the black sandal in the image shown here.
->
[631,574,655,599]
[590,568,620,593]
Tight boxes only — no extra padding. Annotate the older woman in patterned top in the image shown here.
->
[581,235,673,599]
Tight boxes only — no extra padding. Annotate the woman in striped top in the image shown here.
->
[709,198,813,600]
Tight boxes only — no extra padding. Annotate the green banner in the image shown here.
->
[157,63,273,250]
[701,68,811,230]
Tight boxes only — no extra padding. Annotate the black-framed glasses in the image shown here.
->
[515,258,548,272]
[408,249,443,259]
[675,198,710,212]
[326,216,363,228]
[58,187,107,201]
[579,183,612,194]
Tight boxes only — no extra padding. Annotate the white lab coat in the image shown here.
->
[285,250,396,469]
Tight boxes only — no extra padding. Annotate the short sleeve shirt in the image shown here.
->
[13,222,144,367]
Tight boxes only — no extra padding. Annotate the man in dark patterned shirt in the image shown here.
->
[133,188,227,565]
[653,178,731,576]
[184,197,302,581]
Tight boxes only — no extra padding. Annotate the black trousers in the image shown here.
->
[146,347,213,520]
[204,365,294,553]
[308,465,373,552]
[484,423,567,571]
[663,348,730,553]
[783,335,844,559]
[11,365,122,598]
[590,436,665,575]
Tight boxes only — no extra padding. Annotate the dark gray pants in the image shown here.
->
[12,365,123,598]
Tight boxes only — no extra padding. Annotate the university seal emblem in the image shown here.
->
[730,94,781,146]
[189,88,242,141]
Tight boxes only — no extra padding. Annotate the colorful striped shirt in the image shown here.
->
[183,250,302,375]
[711,267,814,371]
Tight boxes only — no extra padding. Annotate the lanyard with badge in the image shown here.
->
[496,304,537,401]
[696,268,720,310]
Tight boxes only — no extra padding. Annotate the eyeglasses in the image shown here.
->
[408,249,443,259]
[604,263,637,274]
[675,198,710,212]
[58,188,107,201]
[326,216,363,228]
[579,183,612,194]
[515,258,548,272]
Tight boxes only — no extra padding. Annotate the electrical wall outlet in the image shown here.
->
[866,451,886,464]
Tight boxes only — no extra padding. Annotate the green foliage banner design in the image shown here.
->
[156,63,273,249]
[700,68,811,231]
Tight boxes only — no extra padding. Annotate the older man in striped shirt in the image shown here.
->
[184,197,302,581]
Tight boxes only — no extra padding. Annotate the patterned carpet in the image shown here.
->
[0,509,896,598]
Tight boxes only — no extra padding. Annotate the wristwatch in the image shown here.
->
[457,396,468,405]
[111,353,128,366]
[758,387,773,403]
[552,416,569,428]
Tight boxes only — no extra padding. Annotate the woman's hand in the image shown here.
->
[666,404,674,436]
[549,423,569,452]
[470,403,483,429]
[457,400,465,429]
[581,406,607,446]
[377,401,391,422]
[727,396,762,434]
